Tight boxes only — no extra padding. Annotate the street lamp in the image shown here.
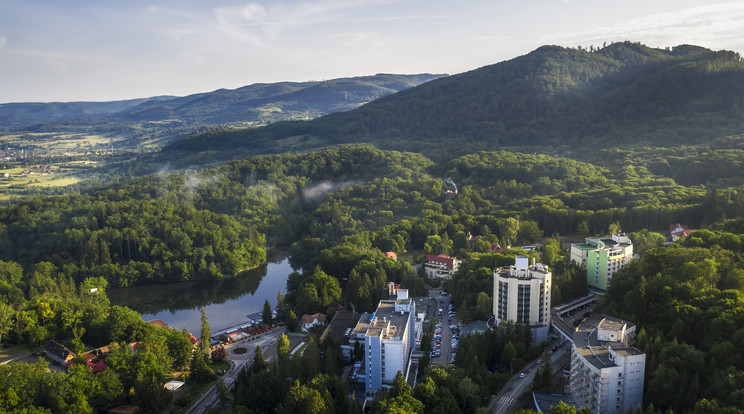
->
[510,357,515,376]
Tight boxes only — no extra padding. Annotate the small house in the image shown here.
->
[45,340,75,367]
[301,313,327,332]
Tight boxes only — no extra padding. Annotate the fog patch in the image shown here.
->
[303,180,359,200]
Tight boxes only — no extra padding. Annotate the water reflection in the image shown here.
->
[108,258,292,334]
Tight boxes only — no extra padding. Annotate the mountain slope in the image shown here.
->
[0,97,174,127]
[113,74,441,125]
[0,74,443,130]
[166,42,744,161]
[0,74,443,151]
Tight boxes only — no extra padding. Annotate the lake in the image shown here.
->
[108,258,293,335]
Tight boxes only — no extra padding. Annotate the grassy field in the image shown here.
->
[29,176,82,187]
[0,129,112,202]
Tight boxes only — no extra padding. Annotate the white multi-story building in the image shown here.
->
[424,254,462,279]
[492,256,551,343]
[569,315,645,414]
[353,289,417,395]
[570,234,633,292]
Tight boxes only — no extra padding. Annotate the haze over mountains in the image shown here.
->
[0,73,443,147]
[165,42,744,163]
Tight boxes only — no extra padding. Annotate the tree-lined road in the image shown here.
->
[488,341,570,414]
[187,327,285,414]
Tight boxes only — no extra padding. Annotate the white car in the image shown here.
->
[519,373,526,379]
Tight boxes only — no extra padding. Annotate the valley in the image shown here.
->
[1,42,744,414]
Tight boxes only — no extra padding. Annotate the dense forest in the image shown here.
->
[4,42,744,413]
[599,230,744,412]
[3,143,744,412]
[0,257,204,413]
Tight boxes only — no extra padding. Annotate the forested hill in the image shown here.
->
[110,73,444,125]
[0,74,443,130]
[165,42,744,162]
[0,96,175,127]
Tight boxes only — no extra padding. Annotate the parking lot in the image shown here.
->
[429,289,460,365]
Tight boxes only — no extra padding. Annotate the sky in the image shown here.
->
[2,0,744,103]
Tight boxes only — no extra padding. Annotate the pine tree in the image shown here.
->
[276,290,286,323]
[253,345,267,372]
[263,299,273,325]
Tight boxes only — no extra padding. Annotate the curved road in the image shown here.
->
[187,327,284,414]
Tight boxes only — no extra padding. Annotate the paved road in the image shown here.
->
[187,327,285,414]
[487,341,570,414]
[428,288,458,366]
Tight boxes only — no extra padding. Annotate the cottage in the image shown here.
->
[45,340,75,367]
[301,313,327,332]
[669,223,695,242]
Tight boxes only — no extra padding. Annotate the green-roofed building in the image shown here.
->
[570,234,633,292]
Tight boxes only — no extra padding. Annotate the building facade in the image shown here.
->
[353,290,417,395]
[569,315,645,414]
[424,254,462,279]
[492,256,551,343]
[570,234,633,291]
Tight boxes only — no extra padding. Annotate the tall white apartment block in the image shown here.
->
[353,289,416,395]
[493,256,551,343]
[569,315,646,413]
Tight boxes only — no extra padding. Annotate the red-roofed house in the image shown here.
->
[301,313,327,332]
[490,243,504,253]
[89,361,107,374]
[424,254,462,279]
[669,223,695,242]
[384,251,397,260]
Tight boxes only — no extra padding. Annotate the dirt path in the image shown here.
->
[0,345,38,365]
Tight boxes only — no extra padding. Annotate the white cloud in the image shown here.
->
[211,0,412,45]
[468,35,512,43]
[240,3,267,20]
[542,2,744,50]
[0,36,6,48]
[336,31,394,54]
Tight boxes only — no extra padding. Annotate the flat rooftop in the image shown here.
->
[366,300,411,340]
[573,314,642,370]
[322,311,363,346]
[354,313,372,335]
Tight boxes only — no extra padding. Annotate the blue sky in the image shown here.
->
[2,0,743,103]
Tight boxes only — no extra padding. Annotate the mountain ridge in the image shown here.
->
[0,73,445,147]
[164,42,744,162]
